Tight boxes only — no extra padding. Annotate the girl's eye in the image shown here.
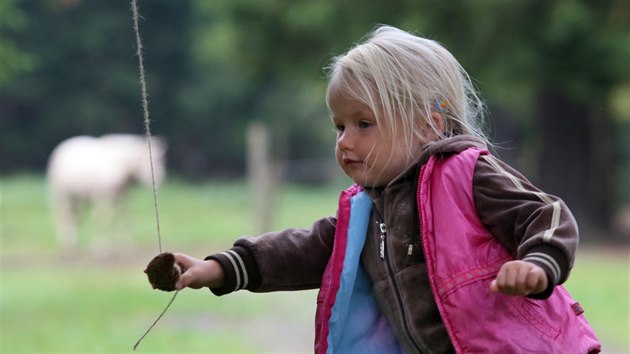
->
[358,121,372,129]
[334,124,345,132]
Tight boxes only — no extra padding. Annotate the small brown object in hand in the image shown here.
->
[144,252,181,292]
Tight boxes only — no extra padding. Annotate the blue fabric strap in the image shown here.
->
[327,191,402,354]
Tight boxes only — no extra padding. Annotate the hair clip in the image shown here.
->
[435,98,448,112]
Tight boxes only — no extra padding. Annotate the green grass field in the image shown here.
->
[1,175,628,353]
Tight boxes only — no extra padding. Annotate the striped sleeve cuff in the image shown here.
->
[522,244,569,299]
[205,246,260,296]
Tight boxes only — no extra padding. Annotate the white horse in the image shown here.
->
[47,134,166,252]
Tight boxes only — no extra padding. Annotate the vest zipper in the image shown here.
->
[378,222,386,259]
[374,210,426,354]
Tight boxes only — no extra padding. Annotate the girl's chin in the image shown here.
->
[343,167,391,187]
[348,175,386,188]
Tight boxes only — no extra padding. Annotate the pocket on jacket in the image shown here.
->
[506,296,561,340]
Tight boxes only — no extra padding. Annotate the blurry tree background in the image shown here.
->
[1,0,628,239]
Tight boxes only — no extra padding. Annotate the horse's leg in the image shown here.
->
[112,192,133,251]
[89,192,114,257]
[53,192,79,250]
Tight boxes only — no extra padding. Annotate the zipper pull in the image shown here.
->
[379,222,386,259]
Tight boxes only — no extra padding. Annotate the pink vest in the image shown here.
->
[315,147,601,353]
[419,147,600,353]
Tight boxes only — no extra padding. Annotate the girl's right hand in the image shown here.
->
[489,260,548,296]
[173,253,224,290]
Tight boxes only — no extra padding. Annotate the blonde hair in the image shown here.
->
[326,25,489,157]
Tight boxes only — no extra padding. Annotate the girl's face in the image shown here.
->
[327,81,425,187]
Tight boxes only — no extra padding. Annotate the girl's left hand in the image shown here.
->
[490,260,548,296]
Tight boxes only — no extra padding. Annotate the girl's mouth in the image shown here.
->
[342,157,362,165]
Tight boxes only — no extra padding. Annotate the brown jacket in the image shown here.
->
[208,135,578,354]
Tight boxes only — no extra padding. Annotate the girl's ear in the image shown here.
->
[431,112,445,132]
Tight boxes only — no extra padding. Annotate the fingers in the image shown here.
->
[171,254,224,290]
[172,252,194,271]
[175,271,191,290]
[490,261,548,296]
[172,253,204,290]
[489,279,500,293]
[172,253,188,290]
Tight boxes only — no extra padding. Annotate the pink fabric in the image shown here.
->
[315,184,362,354]
[419,147,601,353]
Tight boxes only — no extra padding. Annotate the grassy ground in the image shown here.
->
[1,175,628,353]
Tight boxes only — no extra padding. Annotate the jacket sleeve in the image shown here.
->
[473,154,578,299]
[206,216,337,296]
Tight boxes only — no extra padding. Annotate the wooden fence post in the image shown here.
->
[247,121,277,234]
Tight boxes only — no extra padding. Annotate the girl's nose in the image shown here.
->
[337,130,353,151]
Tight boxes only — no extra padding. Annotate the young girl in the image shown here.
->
[168,25,600,353]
